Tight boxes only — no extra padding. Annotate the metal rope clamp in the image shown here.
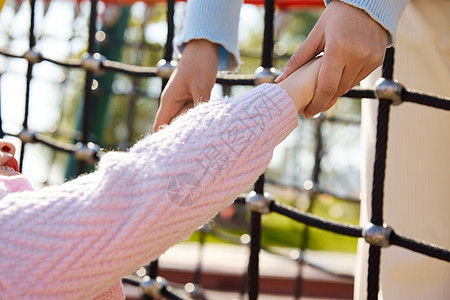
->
[141,276,168,297]
[23,48,42,65]
[254,66,281,85]
[74,142,100,164]
[374,77,404,106]
[81,53,106,75]
[199,222,212,233]
[18,129,37,144]
[363,222,393,248]
[156,59,177,79]
[246,190,274,214]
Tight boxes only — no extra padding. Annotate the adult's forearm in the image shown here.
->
[177,0,243,70]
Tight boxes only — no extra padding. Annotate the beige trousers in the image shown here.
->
[355,1,450,299]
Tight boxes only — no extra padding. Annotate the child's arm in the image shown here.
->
[278,56,322,114]
[0,59,320,299]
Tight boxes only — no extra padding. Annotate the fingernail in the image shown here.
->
[274,72,284,83]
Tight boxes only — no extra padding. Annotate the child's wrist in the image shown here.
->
[277,57,321,114]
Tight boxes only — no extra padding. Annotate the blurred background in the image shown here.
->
[0,0,363,298]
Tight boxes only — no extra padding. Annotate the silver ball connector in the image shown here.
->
[74,142,100,164]
[18,129,36,144]
[374,78,404,106]
[141,276,168,297]
[185,282,205,299]
[246,191,274,214]
[363,222,393,248]
[81,53,106,75]
[23,49,42,64]
[254,66,281,86]
[156,59,177,79]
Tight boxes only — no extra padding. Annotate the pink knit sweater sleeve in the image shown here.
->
[0,83,298,299]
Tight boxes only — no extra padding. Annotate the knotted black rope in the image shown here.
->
[235,193,450,264]
[87,0,97,55]
[247,1,275,297]
[158,0,176,104]
[294,116,324,299]
[76,0,98,174]
[247,213,261,300]
[1,46,449,111]
[147,260,159,279]
[102,60,158,76]
[42,55,81,69]
[159,287,186,300]
[270,201,362,237]
[164,0,175,63]
[247,174,264,300]
[122,276,187,300]
[390,231,450,262]
[401,89,450,110]
[0,88,3,138]
[144,261,160,300]
[19,0,38,172]
[367,47,394,300]
[193,228,206,285]
[261,0,275,68]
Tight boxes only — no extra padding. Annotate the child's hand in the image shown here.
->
[278,57,323,115]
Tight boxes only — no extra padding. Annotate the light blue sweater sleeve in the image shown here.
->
[325,0,409,46]
[177,0,243,71]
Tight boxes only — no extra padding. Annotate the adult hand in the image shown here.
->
[153,39,220,131]
[278,57,321,114]
[275,0,388,118]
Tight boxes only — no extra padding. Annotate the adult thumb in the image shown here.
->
[275,30,323,83]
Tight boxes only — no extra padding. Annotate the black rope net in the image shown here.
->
[0,0,449,299]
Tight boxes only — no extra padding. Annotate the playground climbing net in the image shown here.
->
[0,0,449,299]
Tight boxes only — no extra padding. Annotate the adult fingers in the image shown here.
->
[303,52,342,118]
[177,101,195,117]
[319,64,375,113]
[275,27,324,83]
[153,81,190,132]
[323,97,338,111]
[334,64,364,97]
[337,61,381,100]
[153,84,211,132]
[352,58,384,89]
[335,44,385,97]
[153,99,186,132]
[153,76,214,132]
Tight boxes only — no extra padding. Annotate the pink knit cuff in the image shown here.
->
[229,83,299,147]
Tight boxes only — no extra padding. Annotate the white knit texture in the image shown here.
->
[0,84,298,299]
